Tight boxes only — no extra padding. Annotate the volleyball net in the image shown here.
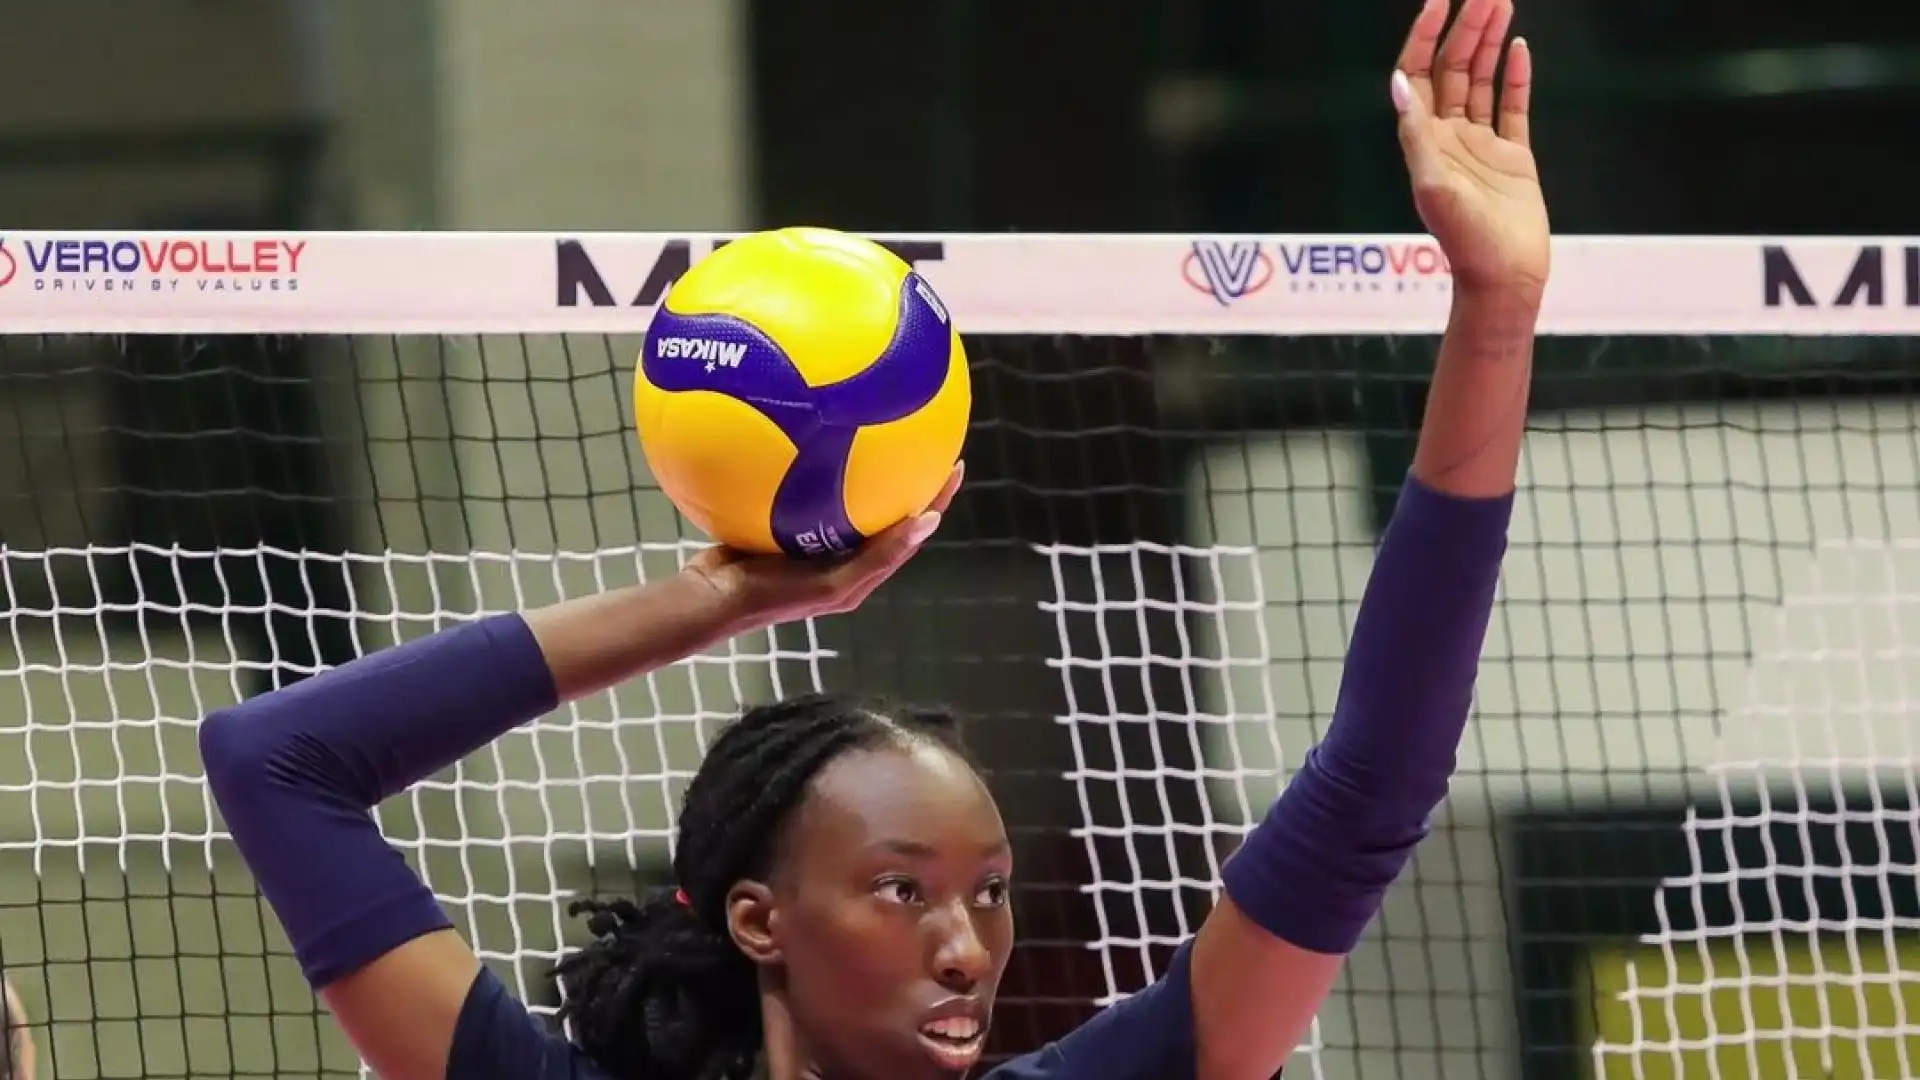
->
[0,232,1916,1079]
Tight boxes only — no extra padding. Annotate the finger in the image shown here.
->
[906,509,942,548]
[1497,36,1533,148]
[1394,0,1450,106]
[824,517,934,611]
[1435,0,1496,120]
[835,574,890,616]
[926,459,964,515]
[1467,0,1514,126]
[1392,68,1444,182]
[836,508,941,591]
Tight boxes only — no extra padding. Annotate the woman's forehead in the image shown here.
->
[785,742,1004,855]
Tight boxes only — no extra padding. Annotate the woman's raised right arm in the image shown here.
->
[200,471,952,1080]
[200,571,743,1080]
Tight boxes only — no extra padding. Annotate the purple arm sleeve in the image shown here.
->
[199,613,560,988]
[984,943,1197,1080]
[1221,475,1512,954]
[448,967,617,1080]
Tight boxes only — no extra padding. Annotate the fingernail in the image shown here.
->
[1390,69,1413,114]
[908,511,942,546]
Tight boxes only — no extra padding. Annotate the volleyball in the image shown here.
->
[633,227,970,556]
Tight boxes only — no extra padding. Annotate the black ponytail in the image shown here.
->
[553,692,966,1080]
[555,892,759,1080]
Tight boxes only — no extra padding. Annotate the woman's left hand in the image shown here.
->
[1392,0,1550,298]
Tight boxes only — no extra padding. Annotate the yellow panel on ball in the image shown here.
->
[842,328,972,537]
[632,378,791,554]
[662,227,910,388]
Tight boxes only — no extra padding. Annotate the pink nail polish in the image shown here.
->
[908,512,942,546]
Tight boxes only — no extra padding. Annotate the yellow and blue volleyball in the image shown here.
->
[633,227,971,557]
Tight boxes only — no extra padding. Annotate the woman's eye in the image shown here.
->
[974,879,1009,908]
[875,878,921,905]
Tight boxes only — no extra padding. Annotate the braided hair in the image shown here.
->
[552,692,968,1080]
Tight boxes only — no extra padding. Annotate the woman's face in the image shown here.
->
[755,740,1014,1078]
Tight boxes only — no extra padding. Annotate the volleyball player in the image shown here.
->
[201,0,1546,1076]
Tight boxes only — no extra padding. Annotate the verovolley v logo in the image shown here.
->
[1182,239,1451,306]
[1180,241,1273,306]
[556,237,947,308]
[0,236,305,293]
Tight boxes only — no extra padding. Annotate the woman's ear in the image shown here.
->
[726,880,782,966]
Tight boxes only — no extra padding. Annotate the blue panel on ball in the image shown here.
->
[812,272,953,427]
[644,307,864,559]
[771,425,864,558]
[643,309,818,439]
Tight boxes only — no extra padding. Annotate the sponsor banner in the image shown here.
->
[0,231,1913,336]
[1761,243,1920,312]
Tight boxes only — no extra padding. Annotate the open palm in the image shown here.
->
[1394,0,1549,296]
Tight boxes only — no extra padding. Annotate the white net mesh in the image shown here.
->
[1585,538,1920,1080]
[0,233,1916,1080]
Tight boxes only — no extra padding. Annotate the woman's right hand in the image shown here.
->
[688,460,963,633]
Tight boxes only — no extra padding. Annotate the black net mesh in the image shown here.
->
[0,331,1916,1079]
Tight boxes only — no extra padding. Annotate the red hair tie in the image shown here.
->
[673,888,691,908]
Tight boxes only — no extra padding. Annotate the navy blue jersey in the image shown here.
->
[448,943,1198,1080]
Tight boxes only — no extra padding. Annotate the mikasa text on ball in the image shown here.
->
[633,227,971,556]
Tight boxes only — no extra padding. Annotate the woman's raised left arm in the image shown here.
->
[1183,2,1550,1076]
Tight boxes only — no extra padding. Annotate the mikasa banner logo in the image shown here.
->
[554,237,947,309]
